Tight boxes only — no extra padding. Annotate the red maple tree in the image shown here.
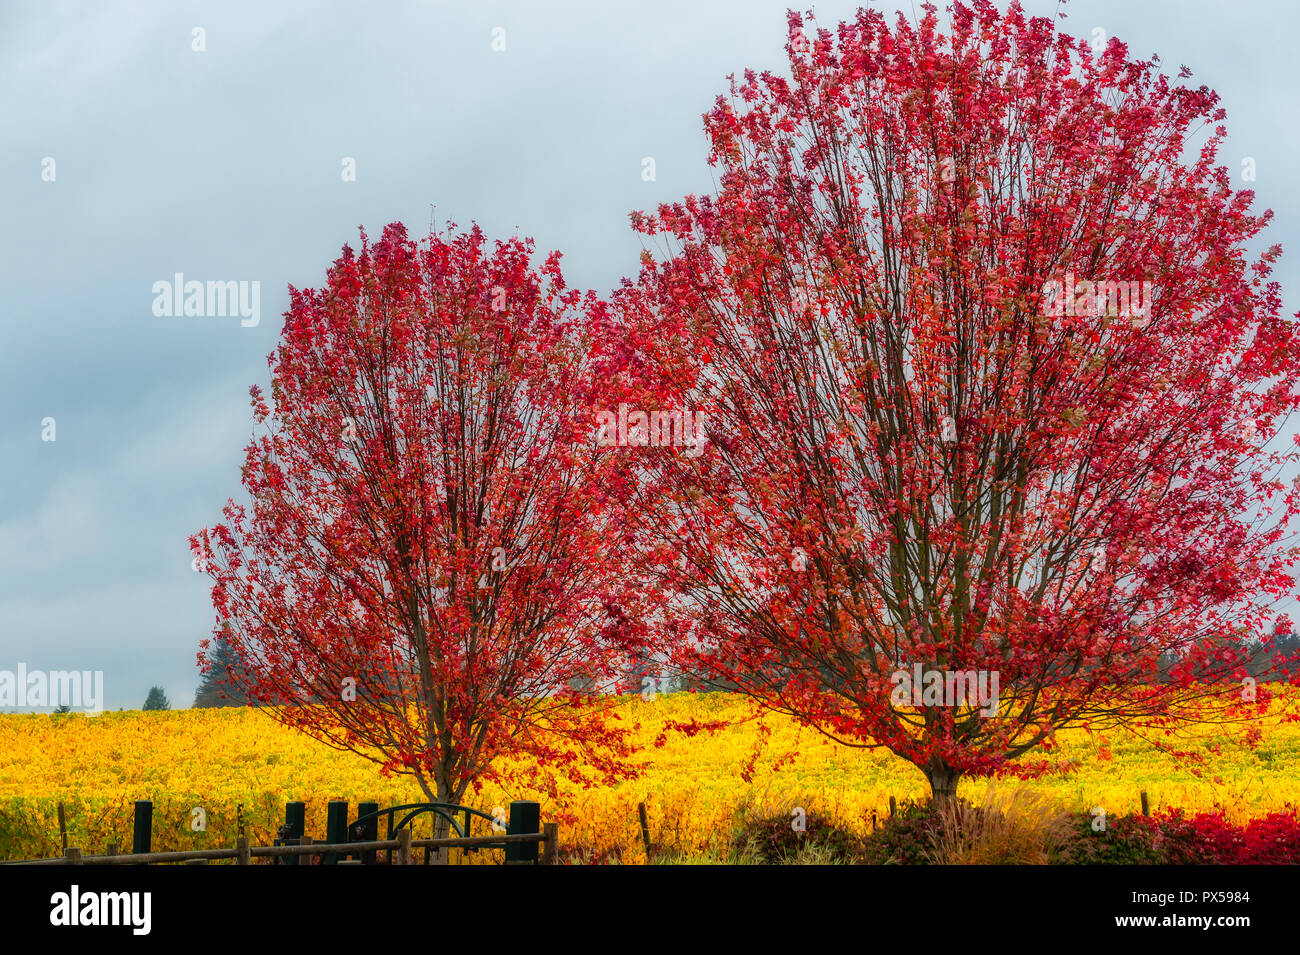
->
[193,222,649,816]
[619,1,1300,803]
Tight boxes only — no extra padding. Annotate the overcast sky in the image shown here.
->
[2,0,1297,711]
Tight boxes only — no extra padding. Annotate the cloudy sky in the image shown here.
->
[2,0,1297,711]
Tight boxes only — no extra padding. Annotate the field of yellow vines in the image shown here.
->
[2,692,1298,862]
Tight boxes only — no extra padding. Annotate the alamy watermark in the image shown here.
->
[50,885,150,935]
[0,663,104,713]
[151,273,261,327]
[1041,271,1153,321]
[890,663,1000,717]
[595,404,707,457]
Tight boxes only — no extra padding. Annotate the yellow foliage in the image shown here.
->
[2,692,1297,862]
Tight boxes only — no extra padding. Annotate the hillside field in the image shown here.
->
[2,692,1298,862]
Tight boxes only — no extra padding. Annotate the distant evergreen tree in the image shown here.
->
[1275,630,1300,678]
[567,672,599,694]
[1159,622,1300,684]
[1156,649,1178,682]
[143,686,170,711]
[193,631,249,708]
[621,652,654,696]
[1246,624,1300,681]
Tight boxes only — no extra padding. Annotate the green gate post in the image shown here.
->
[354,802,379,865]
[506,800,540,864]
[132,800,152,861]
[324,800,348,865]
[283,801,306,867]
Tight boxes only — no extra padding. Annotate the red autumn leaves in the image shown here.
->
[195,223,652,805]
[194,1,1300,804]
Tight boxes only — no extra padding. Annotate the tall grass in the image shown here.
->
[923,785,1074,864]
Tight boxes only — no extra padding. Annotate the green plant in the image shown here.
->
[733,804,862,864]
[1050,812,1164,864]
[860,802,938,864]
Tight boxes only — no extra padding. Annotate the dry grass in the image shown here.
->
[923,784,1075,864]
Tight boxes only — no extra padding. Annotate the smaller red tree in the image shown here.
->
[194,222,649,818]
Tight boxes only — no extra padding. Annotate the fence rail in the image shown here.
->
[8,831,559,867]
[2,798,559,866]
[7,827,559,866]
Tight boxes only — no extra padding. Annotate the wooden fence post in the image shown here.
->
[65,847,81,864]
[542,822,559,865]
[57,802,68,852]
[396,828,412,866]
[236,837,251,866]
[889,796,897,818]
[637,802,653,862]
[354,802,379,865]
[106,843,118,857]
[132,801,152,862]
[507,801,540,864]
[324,800,348,865]
[282,801,306,867]
[1140,791,1150,817]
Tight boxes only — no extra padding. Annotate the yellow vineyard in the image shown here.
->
[2,692,1298,861]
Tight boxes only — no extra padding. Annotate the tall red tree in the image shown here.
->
[620,1,1300,803]
[193,222,648,818]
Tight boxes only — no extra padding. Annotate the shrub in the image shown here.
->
[1153,808,1244,864]
[733,807,862,864]
[1241,809,1300,864]
[1052,811,1165,865]
[1152,807,1300,864]
[1051,806,1300,865]
[859,802,938,865]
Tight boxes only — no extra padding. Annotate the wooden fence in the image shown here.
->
[3,799,558,866]
[10,828,557,865]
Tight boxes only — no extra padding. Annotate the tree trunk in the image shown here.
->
[415,770,454,865]
[924,757,962,810]
[430,809,452,866]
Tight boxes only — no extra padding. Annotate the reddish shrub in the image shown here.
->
[1241,810,1300,864]
[1152,807,1300,864]
[1153,809,1245,863]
